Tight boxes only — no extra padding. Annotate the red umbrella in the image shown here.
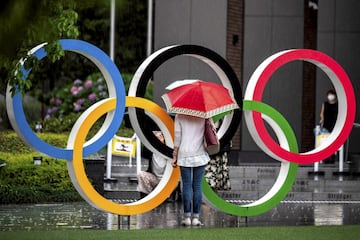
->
[161,80,239,118]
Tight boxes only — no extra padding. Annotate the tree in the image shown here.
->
[0,0,79,97]
[0,0,148,131]
[0,0,147,97]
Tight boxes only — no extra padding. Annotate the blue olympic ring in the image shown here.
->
[6,39,126,160]
[6,39,355,217]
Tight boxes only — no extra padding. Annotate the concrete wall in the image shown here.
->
[244,0,360,153]
[153,0,227,108]
[242,0,304,151]
[153,0,360,153]
[316,0,360,153]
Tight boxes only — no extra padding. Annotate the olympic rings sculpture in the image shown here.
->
[6,39,356,217]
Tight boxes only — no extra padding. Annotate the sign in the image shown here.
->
[112,136,136,157]
[316,133,331,148]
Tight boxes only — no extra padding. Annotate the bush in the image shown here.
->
[0,95,43,131]
[40,72,138,136]
[23,96,42,124]
[0,131,82,203]
[0,151,82,203]
[42,112,83,133]
[0,131,68,152]
[42,112,134,144]
[0,100,11,130]
[0,131,34,153]
[44,72,109,118]
[0,129,133,203]
[0,184,82,204]
[0,106,136,203]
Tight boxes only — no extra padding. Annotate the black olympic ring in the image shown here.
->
[128,45,243,159]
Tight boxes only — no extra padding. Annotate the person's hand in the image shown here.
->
[171,157,177,168]
[172,147,179,168]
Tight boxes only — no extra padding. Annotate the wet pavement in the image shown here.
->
[1,201,360,231]
[1,163,360,231]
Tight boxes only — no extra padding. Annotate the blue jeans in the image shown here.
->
[180,165,206,218]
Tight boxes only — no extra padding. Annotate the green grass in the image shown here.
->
[0,225,359,240]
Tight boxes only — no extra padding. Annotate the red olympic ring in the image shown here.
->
[244,49,356,164]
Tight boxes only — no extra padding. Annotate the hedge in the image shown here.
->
[0,126,134,204]
[0,131,81,203]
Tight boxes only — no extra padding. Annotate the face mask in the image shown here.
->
[327,94,336,102]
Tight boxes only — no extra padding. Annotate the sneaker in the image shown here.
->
[192,218,203,226]
[181,217,191,226]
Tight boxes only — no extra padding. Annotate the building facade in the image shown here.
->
[152,0,360,159]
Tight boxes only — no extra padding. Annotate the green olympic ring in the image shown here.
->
[202,100,298,216]
[9,41,354,218]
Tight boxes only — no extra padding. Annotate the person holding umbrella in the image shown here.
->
[171,114,210,226]
[162,80,239,227]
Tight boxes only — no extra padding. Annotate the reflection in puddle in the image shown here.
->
[0,202,108,231]
[0,201,359,231]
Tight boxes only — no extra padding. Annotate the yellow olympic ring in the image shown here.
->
[67,96,180,215]
[9,41,355,218]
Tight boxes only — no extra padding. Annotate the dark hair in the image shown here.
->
[326,89,336,96]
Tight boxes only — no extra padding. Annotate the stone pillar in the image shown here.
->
[226,0,244,150]
[302,0,318,151]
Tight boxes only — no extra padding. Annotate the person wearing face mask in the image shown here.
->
[319,89,338,164]
[320,89,338,133]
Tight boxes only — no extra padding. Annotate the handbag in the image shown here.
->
[204,118,220,155]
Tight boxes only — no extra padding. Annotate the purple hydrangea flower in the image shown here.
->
[77,86,84,93]
[76,98,85,105]
[74,103,82,112]
[70,86,78,96]
[55,97,62,106]
[46,108,52,116]
[84,79,93,89]
[73,79,82,85]
[88,93,97,102]
[46,106,58,116]
[98,85,105,91]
